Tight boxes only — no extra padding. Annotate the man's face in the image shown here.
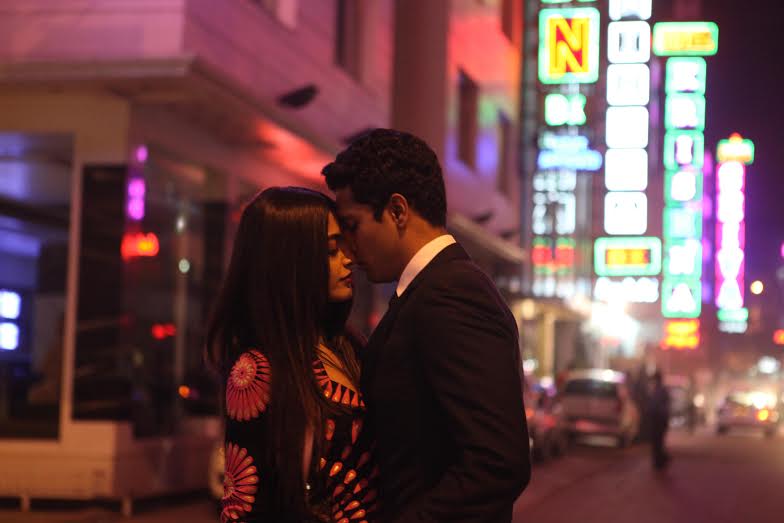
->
[334,187,401,283]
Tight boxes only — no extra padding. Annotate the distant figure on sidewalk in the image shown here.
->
[647,371,671,470]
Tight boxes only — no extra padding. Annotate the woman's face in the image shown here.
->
[327,213,354,302]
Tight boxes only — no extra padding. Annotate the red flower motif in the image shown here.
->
[226,350,271,421]
[221,442,259,522]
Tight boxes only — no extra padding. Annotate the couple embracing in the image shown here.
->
[207,129,531,523]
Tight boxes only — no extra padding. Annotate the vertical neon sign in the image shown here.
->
[593,0,659,304]
[715,133,754,333]
[534,4,600,298]
[655,22,719,325]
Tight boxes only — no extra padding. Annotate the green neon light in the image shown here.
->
[663,130,705,171]
[545,93,587,126]
[663,239,703,279]
[653,22,719,57]
[665,94,706,131]
[594,237,662,277]
[538,8,600,85]
[662,278,702,318]
[717,135,755,165]
[666,57,707,94]
[664,168,704,205]
[663,207,702,240]
[717,308,749,322]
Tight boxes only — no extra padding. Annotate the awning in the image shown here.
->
[447,213,527,265]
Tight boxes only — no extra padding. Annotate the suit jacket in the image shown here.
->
[362,243,531,523]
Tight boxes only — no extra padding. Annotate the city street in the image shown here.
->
[2,427,782,523]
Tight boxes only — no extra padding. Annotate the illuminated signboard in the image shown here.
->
[605,149,648,191]
[545,93,587,126]
[608,21,651,64]
[595,2,654,303]
[605,192,648,235]
[662,278,702,318]
[663,130,704,171]
[539,8,601,84]
[663,319,700,350]
[609,0,651,21]
[594,237,661,276]
[606,64,650,106]
[717,133,755,164]
[121,232,161,260]
[594,276,659,303]
[715,134,753,333]
[666,57,706,94]
[652,22,719,57]
[659,34,714,322]
[665,94,706,131]
[774,329,784,346]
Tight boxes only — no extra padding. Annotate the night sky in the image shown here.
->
[702,0,784,288]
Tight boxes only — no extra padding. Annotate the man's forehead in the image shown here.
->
[335,188,369,215]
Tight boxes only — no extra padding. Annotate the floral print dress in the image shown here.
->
[221,349,378,523]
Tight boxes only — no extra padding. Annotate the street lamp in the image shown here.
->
[750,280,764,295]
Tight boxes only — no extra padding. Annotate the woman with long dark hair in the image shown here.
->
[206,187,377,522]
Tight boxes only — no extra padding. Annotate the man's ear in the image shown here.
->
[387,193,409,227]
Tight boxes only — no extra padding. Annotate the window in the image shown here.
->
[458,70,479,168]
[251,0,298,29]
[74,152,228,437]
[498,112,515,193]
[335,0,363,80]
[0,132,72,439]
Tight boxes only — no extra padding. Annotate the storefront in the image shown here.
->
[0,87,339,512]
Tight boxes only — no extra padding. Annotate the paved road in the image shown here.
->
[514,427,784,523]
[2,427,782,522]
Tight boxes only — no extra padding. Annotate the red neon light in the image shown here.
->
[532,245,553,266]
[555,245,576,267]
[774,330,784,346]
[121,232,160,260]
[151,323,177,340]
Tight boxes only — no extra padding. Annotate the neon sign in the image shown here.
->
[0,322,19,351]
[545,94,587,126]
[594,237,661,277]
[652,22,719,57]
[663,319,699,350]
[606,64,650,106]
[717,133,755,164]
[594,276,659,303]
[121,232,160,260]
[608,21,651,64]
[605,192,648,235]
[609,0,651,21]
[539,8,601,84]
[662,279,701,318]
[605,149,648,191]
[715,134,753,333]
[0,290,21,320]
[666,57,706,94]
[605,106,649,149]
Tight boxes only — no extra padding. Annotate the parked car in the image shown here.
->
[560,369,640,448]
[528,386,569,461]
[716,389,781,438]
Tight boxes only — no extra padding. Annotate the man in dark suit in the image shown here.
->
[322,129,531,522]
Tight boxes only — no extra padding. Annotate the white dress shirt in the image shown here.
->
[395,234,456,297]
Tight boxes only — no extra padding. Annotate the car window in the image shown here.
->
[564,379,618,398]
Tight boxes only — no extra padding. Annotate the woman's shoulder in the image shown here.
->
[225,348,272,422]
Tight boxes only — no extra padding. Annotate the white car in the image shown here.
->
[717,390,780,438]
[560,369,640,448]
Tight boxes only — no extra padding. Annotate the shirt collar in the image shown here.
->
[396,235,456,297]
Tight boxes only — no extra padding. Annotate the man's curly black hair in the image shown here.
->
[321,128,447,227]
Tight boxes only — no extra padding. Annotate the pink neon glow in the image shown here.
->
[127,178,145,198]
[134,145,148,164]
[715,159,746,311]
[127,178,146,221]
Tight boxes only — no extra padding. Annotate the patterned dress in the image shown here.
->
[221,349,378,522]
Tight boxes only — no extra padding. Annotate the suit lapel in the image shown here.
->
[360,243,471,393]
